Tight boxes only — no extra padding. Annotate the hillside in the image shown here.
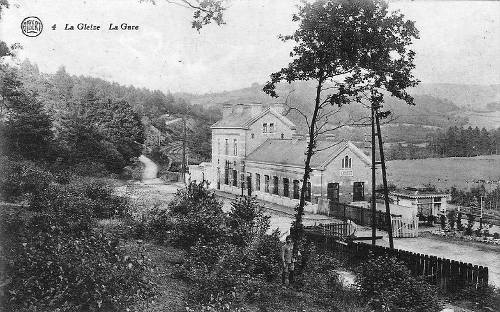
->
[182,81,500,141]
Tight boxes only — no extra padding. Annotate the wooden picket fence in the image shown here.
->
[392,215,418,238]
[304,230,489,291]
[329,202,418,238]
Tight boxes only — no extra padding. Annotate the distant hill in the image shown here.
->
[408,83,500,110]
[181,81,500,142]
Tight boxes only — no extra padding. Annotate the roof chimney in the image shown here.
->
[234,103,245,114]
[222,103,233,119]
[272,103,285,115]
[243,103,264,117]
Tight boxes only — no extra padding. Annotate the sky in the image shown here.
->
[1,0,499,94]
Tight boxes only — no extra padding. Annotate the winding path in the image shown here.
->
[138,155,163,184]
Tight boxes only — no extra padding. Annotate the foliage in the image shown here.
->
[0,69,55,161]
[456,211,463,231]
[227,196,270,246]
[440,214,446,230]
[263,0,419,245]
[447,210,456,230]
[29,177,129,221]
[466,213,475,236]
[356,255,442,312]
[0,157,54,202]
[1,210,150,311]
[431,126,497,158]
[452,284,500,311]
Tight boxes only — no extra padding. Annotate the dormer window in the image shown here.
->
[269,123,275,132]
[342,155,352,168]
[281,133,284,139]
[263,123,267,133]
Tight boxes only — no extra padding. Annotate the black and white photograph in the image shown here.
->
[0,0,499,311]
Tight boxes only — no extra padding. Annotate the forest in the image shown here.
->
[386,126,500,160]
[1,57,218,176]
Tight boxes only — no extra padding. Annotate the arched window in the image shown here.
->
[342,155,352,168]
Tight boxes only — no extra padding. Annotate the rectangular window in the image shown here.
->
[224,161,229,185]
[264,175,270,193]
[353,182,365,201]
[269,123,274,133]
[256,174,261,191]
[233,139,238,156]
[327,183,339,202]
[225,139,229,155]
[273,176,279,195]
[217,139,220,155]
[232,170,238,187]
[293,180,300,199]
[263,123,267,133]
[283,178,289,197]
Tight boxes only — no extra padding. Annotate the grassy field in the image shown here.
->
[382,155,500,192]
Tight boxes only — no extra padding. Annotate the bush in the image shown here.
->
[227,196,270,247]
[0,157,54,202]
[1,211,150,312]
[450,284,500,311]
[356,255,442,312]
[168,182,227,249]
[447,210,456,230]
[29,177,129,221]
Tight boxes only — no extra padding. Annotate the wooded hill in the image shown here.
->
[10,60,219,167]
[182,81,500,144]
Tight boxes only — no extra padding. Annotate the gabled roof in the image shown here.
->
[246,139,370,170]
[211,106,296,130]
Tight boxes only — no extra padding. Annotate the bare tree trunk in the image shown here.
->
[292,78,323,244]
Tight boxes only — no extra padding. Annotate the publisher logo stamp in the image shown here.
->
[21,16,43,37]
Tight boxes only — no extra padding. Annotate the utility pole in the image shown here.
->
[375,110,394,249]
[480,196,483,229]
[181,114,187,184]
[371,105,377,245]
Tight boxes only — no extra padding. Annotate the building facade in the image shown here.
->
[189,102,373,212]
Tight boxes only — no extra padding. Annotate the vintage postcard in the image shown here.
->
[1,1,499,311]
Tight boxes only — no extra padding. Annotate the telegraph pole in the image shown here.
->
[371,106,377,245]
[181,114,187,184]
[375,109,394,249]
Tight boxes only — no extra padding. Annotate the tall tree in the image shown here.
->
[263,0,419,244]
[0,70,54,161]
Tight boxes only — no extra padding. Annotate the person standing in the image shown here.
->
[281,235,295,285]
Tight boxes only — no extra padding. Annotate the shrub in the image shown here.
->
[356,255,442,312]
[171,207,228,250]
[169,182,223,217]
[1,211,150,312]
[456,212,463,231]
[247,230,282,282]
[0,157,54,202]
[466,213,475,235]
[227,196,270,247]
[74,177,129,218]
[168,182,227,249]
[440,214,446,230]
[453,284,500,310]
[447,210,456,230]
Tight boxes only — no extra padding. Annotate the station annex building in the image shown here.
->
[189,102,373,212]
